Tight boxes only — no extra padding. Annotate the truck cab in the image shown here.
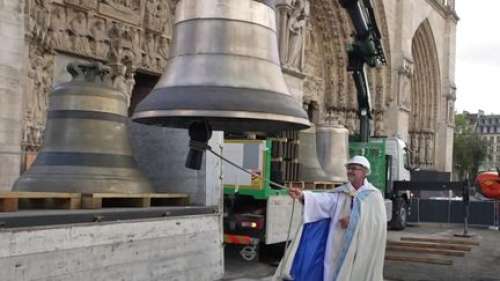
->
[350,137,411,230]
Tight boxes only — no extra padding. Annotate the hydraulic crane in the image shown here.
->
[339,0,386,142]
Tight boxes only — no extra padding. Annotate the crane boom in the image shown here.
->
[339,0,386,142]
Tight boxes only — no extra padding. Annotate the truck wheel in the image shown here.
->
[390,198,407,230]
[240,244,258,261]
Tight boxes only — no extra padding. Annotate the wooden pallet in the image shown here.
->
[386,245,466,257]
[385,255,453,266]
[0,192,81,212]
[385,236,481,266]
[81,192,190,209]
[387,240,472,252]
[400,236,480,246]
[288,181,342,190]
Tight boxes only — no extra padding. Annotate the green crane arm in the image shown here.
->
[339,0,386,142]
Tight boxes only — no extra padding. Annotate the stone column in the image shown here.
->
[0,0,25,190]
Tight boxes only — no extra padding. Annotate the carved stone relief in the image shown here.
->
[99,0,143,25]
[68,10,93,56]
[23,47,54,152]
[23,0,175,154]
[398,56,413,110]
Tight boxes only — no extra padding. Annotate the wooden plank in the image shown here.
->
[82,193,189,199]
[400,236,480,246]
[0,198,18,212]
[0,192,81,212]
[387,241,471,252]
[385,255,453,265]
[81,193,190,209]
[0,192,80,199]
[386,245,466,257]
[287,181,341,190]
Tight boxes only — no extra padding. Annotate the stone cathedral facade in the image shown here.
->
[0,0,458,190]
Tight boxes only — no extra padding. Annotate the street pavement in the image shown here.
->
[221,223,500,281]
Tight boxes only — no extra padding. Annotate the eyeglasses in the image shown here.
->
[347,166,365,172]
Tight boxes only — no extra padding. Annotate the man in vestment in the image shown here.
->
[274,155,387,281]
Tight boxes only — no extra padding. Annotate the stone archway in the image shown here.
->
[304,0,392,137]
[409,19,441,169]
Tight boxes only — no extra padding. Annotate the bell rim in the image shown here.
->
[132,109,310,131]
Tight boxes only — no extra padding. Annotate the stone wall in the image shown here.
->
[0,214,224,281]
[0,0,25,190]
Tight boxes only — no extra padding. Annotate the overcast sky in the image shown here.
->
[454,1,500,114]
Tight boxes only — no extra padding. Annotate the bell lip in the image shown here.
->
[316,124,349,131]
[131,109,311,131]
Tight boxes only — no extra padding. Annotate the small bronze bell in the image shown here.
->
[298,125,331,182]
[316,124,349,183]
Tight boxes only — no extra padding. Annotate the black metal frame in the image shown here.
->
[0,206,218,229]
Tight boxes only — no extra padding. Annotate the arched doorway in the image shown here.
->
[409,20,441,169]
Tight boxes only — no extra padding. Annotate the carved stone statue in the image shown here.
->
[145,0,160,31]
[107,22,123,64]
[111,64,134,107]
[410,134,418,166]
[48,5,69,50]
[142,32,156,67]
[31,0,50,44]
[90,19,109,58]
[159,0,173,36]
[374,112,385,136]
[418,133,426,166]
[286,0,309,71]
[425,134,434,165]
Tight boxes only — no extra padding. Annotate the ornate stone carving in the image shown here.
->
[99,0,143,25]
[398,56,413,110]
[28,0,51,48]
[425,133,434,166]
[374,111,385,137]
[89,17,109,58]
[22,0,175,154]
[108,22,140,67]
[111,64,135,106]
[345,110,357,135]
[64,0,98,9]
[23,47,54,151]
[142,31,157,67]
[48,5,70,50]
[68,10,92,55]
[399,56,414,78]
[144,0,172,33]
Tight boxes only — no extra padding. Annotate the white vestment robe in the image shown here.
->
[274,179,387,281]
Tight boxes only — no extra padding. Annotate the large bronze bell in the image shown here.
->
[132,0,309,134]
[316,124,349,183]
[298,125,331,182]
[13,63,153,193]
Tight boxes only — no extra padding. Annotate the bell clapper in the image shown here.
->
[185,121,213,170]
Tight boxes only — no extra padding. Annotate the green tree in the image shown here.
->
[453,113,489,180]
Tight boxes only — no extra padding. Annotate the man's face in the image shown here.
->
[346,164,367,183]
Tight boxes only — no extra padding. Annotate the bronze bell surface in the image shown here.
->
[13,63,153,193]
[298,125,331,182]
[316,123,349,183]
[132,0,310,135]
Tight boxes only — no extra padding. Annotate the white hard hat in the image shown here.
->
[346,155,371,175]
